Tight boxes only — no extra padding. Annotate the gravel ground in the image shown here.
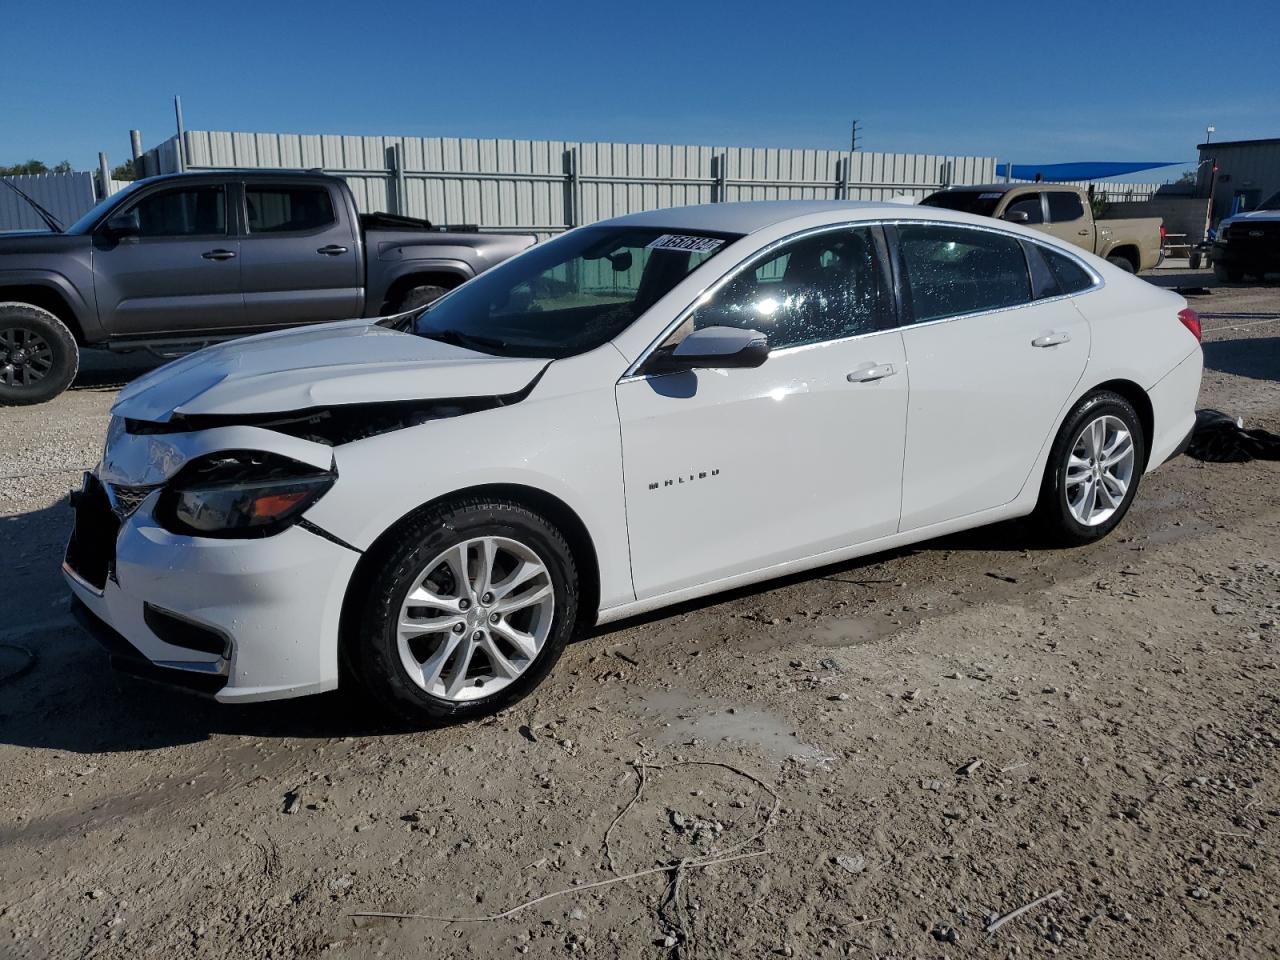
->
[1,272,1277,960]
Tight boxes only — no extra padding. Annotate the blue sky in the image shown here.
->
[3,0,1278,183]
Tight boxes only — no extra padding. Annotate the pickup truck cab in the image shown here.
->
[921,183,1163,275]
[0,171,534,404]
[1209,189,1280,282]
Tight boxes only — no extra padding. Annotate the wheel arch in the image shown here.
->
[1082,378,1154,470]
[1106,245,1140,272]
[0,283,87,343]
[338,482,602,657]
[376,268,469,314]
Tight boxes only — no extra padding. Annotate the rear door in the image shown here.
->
[892,222,1090,531]
[237,180,362,327]
[90,181,244,335]
[1042,190,1094,252]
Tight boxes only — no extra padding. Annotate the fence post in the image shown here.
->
[565,147,579,228]
[97,152,111,200]
[387,144,407,216]
[715,152,727,202]
[841,154,852,200]
[173,95,186,173]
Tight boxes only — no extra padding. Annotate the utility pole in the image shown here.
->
[174,95,187,172]
[849,120,861,152]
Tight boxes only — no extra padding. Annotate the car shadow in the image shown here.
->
[1202,336,1280,383]
[1,496,1042,754]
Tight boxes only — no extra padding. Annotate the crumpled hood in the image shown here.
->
[113,319,549,422]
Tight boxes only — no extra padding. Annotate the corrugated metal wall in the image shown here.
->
[0,172,97,231]
[1199,140,1280,222]
[146,130,1001,239]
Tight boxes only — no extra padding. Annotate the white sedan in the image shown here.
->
[64,200,1203,722]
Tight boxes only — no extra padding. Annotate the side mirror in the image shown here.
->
[104,210,140,238]
[1002,209,1031,224]
[649,325,769,374]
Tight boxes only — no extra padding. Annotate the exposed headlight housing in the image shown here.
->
[156,451,335,538]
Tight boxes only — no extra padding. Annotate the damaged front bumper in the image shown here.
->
[63,425,363,702]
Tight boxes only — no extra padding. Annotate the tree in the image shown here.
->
[111,159,138,181]
[0,159,74,176]
[1174,170,1197,186]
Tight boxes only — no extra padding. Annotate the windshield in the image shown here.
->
[63,181,144,234]
[919,190,1005,216]
[1258,190,1280,212]
[413,225,741,358]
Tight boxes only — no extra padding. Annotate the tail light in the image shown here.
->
[1159,224,1167,250]
[1177,307,1202,342]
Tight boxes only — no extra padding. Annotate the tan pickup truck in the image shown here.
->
[920,183,1163,273]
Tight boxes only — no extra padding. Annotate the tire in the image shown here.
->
[394,284,449,313]
[1034,390,1146,547]
[343,497,580,724]
[0,302,80,406]
[1213,263,1244,283]
[1105,255,1137,274]
[1188,250,1202,270]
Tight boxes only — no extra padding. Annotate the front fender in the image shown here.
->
[0,267,100,340]
[364,257,475,314]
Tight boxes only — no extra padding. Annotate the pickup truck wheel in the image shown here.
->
[1213,263,1244,283]
[395,284,449,312]
[1105,256,1137,274]
[343,497,579,725]
[0,303,79,406]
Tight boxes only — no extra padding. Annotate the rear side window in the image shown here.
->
[1041,246,1095,294]
[1047,191,1086,223]
[1004,194,1044,224]
[132,186,226,237]
[683,227,887,350]
[896,224,1032,323]
[246,186,335,233]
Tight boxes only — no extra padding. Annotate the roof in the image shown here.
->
[930,183,1023,193]
[607,199,906,234]
[131,169,345,187]
[1197,137,1280,151]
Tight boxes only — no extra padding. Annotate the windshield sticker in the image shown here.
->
[647,234,725,254]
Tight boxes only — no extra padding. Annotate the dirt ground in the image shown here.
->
[1,272,1278,960]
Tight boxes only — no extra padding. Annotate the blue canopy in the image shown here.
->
[995,161,1181,181]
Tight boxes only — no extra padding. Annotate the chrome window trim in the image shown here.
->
[620,217,1104,381]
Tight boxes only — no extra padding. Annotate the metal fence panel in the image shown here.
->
[0,171,97,231]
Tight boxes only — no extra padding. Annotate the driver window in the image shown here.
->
[130,186,227,238]
[674,228,885,351]
[1004,194,1044,224]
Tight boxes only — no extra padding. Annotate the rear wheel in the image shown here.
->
[394,284,449,313]
[1106,255,1137,274]
[1034,391,1145,546]
[1213,263,1244,283]
[344,497,579,724]
[0,302,79,406]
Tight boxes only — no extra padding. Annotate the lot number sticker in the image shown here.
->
[647,234,725,254]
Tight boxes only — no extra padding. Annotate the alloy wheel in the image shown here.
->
[396,536,555,702]
[0,326,54,388]
[1064,414,1136,527]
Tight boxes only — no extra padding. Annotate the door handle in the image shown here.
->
[201,249,236,261]
[1077,229,1090,236]
[1031,332,1071,347]
[317,244,349,256]
[847,362,897,382]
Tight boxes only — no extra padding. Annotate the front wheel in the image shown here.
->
[344,498,579,724]
[0,303,79,406]
[1034,391,1145,546]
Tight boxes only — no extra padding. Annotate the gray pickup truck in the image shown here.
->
[0,170,534,404]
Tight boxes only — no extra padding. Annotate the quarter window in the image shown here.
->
[1041,246,1095,294]
[131,186,226,237]
[1046,191,1086,223]
[896,224,1032,322]
[245,186,336,233]
[680,228,886,350]
[1004,194,1044,224]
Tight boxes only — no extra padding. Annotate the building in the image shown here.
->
[1197,136,1280,224]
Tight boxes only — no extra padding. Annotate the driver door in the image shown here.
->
[616,226,908,600]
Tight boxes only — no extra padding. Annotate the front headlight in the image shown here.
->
[1216,220,1232,242]
[156,451,335,538]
